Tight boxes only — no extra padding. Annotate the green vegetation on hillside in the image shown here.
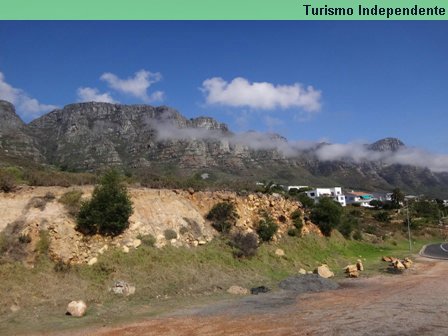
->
[76,169,133,236]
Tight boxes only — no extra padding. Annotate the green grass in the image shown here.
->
[0,232,439,335]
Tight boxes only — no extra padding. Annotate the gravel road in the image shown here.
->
[63,257,448,336]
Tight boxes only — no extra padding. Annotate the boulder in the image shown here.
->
[132,239,142,248]
[393,260,405,270]
[227,285,249,295]
[110,280,136,296]
[298,268,307,275]
[66,300,87,317]
[250,286,270,295]
[314,264,334,278]
[382,256,393,262]
[87,257,98,266]
[345,264,358,273]
[348,270,360,278]
[356,259,364,271]
[403,259,413,269]
[275,248,285,257]
[122,245,129,253]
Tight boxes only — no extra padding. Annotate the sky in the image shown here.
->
[0,21,447,155]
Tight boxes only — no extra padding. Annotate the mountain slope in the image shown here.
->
[2,100,448,197]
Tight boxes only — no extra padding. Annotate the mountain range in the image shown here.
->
[1,99,448,198]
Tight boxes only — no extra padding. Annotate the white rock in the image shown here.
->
[87,257,98,266]
[275,248,285,257]
[98,245,108,254]
[298,268,307,275]
[198,240,206,245]
[66,300,87,317]
[227,285,249,295]
[314,264,334,278]
[122,246,129,253]
[133,239,142,248]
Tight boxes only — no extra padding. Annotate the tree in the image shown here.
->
[297,193,315,209]
[391,188,404,208]
[311,197,343,236]
[76,169,133,236]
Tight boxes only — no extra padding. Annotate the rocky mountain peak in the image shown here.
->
[0,100,25,131]
[368,138,405,152]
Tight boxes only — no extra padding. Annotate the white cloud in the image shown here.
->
[201,77,322,112]
[100,70,164,103]
[0,72,57,119]
[77,87,117,103]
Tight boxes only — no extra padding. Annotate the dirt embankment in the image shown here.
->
[60,258,448,336]
[0,186,319,264]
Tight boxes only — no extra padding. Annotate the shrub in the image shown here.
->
[36,230,50,257]
[373,211,390,222]
[28,197,47,211]
[206,202,239,234]
[179,226,189,235]
[54,259,71,273]
[287,228,300,237]
[164,229,178,240]
[0,169,16,192]
[369,200,384,209]
[291,209,303,228]
[59,189,84,216]
[353,230,363,241]
[256,211,278,242]
[297,193,315,209]
[338,215,358,238]
[230,232,258,258]
[311,197,343,236]
[76,169,133,236]
[138,234,156,247]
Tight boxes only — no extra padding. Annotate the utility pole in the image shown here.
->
[406,199,412,252]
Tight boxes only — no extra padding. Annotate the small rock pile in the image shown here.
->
[344,259,364,278]
[110,280,136,296]
[382,256,413,271]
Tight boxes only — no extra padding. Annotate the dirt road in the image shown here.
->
[68,257,448,336]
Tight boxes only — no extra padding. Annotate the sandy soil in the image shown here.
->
[58,257,448,336]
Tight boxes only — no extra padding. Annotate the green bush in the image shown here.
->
[311,197,343,236]
[297,193,315,209]
[76,169,133,236]
[256,211,278,242]
[373,211,390,222]
[36,230,50,257]
[287,228,300,237]
[138,234,156,247]
[229,232,258,258]
[59,189,83,216]
[338,215,358,238]
[164,229,178,240]
[206,202,239,234]
[0,169,16,192]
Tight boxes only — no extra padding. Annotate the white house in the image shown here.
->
[305,187,346,207]
[345,191,374,207]
[287,185,309,192]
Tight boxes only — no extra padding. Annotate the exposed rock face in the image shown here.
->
[0,186,312,264]
[368,138,405,152]
[0,100,43,161]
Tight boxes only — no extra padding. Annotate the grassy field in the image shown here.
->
[0,231,439,335]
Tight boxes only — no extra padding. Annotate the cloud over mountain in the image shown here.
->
[0,72,57,120]
[201,77,322,112]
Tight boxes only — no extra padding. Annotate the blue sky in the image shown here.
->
[0,21,447,153]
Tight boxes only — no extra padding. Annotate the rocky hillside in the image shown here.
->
[2,100,448,197]
[0,186,315,264]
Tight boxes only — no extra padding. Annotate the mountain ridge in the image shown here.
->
[2,99,448,198]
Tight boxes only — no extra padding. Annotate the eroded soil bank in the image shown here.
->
[54,257,448,336]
